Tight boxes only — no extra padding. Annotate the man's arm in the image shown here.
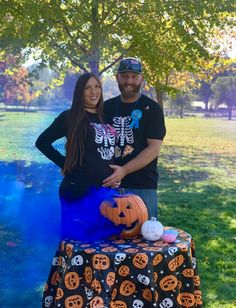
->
[102,138,163,187]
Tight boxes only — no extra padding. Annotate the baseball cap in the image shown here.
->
[117,57,142,74]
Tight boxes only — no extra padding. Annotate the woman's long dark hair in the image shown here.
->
[62,72,103,175]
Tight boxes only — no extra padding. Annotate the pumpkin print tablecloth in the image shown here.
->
[42,227,202,307]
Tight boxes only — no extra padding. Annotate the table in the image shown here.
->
[42,227,202,307]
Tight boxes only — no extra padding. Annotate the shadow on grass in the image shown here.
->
[158,163,236,305]
[1,160,235,307]
[0,160,62,308]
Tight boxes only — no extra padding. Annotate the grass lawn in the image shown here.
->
[158,117,236,308]
[0,111,236,307]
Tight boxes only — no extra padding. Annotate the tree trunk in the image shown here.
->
[180,103,183,119]
[154,86,164,109]
[228,104,232,120]
[204,97,209,111]
[89,58,99,75]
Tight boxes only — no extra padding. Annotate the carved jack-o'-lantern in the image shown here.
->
[176,243,188,252]
[183,268,194,277]
[64,272,80,290]
[133,253,148,269]
[100,192,148,239]
[84,266,93,284]
[153,253,163,266]
[194,275,201,286]
[66,244,73,257]
[160,275,178,291]
[137,242,149,247]
[92,254,110,270]
[106,272,116,287]
[55,287,64,300]
[194,290,203,305]
[125,248,139,253]
[132,238,142,243]
[85,248,96,254]
[120,280,136,296]
[89,296,104,308]
[44,283,48,292]
[177,292,195,307]
[111,288,117,300]
[168,255,184,271]
[118,265,130,277]
[155,290,159,302]
[110,300,127,308]
[51,271,60,286]
[143,246,162,252]
[91,278,102,293]
[143,288,152,302]
[178,280,182,290]
[153,272,158,283]
[102,246,117,252]
[65,295,83,308]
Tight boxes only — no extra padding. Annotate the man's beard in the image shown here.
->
[118,83,142,99]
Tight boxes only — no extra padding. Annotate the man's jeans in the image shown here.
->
[122,188,158,219]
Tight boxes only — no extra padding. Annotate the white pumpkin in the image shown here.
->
[141,217,164,241]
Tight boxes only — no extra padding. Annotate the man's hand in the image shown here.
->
[103,165,127,187]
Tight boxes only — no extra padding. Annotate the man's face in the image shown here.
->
[116,72,143,99]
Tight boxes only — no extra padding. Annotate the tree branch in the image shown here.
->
[99,45,134,76]
[52,41,87,72]
[63,25,88,53]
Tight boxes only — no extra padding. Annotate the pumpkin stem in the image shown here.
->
[150,217,157,221]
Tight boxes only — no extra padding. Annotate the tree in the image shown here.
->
[1,0,235,81]
[0,0,138,75]
[193,56,236,110]
[126,1,235,106]
[169,92,193,119]
[0,51,37,106]
[211,76,236,120]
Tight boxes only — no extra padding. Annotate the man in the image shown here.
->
[103,57,166,218]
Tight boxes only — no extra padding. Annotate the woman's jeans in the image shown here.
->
[121,188,158,219]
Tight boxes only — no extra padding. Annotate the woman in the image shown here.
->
[35,72,120,241]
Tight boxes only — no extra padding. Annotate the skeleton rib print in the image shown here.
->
[113,116,134,146]
[90,123,115,160]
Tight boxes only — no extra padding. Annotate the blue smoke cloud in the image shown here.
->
[60,187,123,242]
[0,164,122,245]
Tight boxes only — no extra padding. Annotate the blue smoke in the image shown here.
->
[60,187,123,242]
[0,162,122,245]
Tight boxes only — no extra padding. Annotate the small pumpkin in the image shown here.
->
[132,253,149,269]
[118,265,130,277]
[89,296,104,308]
[65,295,83,308]
[100,192,148,239]
[160,275,178,291]
[177,292,195,307]
[141,217,164,241]
[92,254,110,270]
[120,280,136,296]
[64,272,80,290]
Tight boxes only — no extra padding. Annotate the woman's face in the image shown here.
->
[83,77,102,110]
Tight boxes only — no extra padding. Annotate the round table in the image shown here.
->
[42,227,202,307]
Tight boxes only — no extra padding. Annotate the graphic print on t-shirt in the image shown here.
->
[113,116,134,146]
[90,123,115,160]
[122,145,134,158]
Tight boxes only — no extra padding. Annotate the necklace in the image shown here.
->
[115,95,142,129]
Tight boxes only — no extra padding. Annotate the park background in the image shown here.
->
[0,1,236,307]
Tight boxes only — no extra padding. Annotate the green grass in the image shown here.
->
[0,112,236,307]
[158,118,236,308]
